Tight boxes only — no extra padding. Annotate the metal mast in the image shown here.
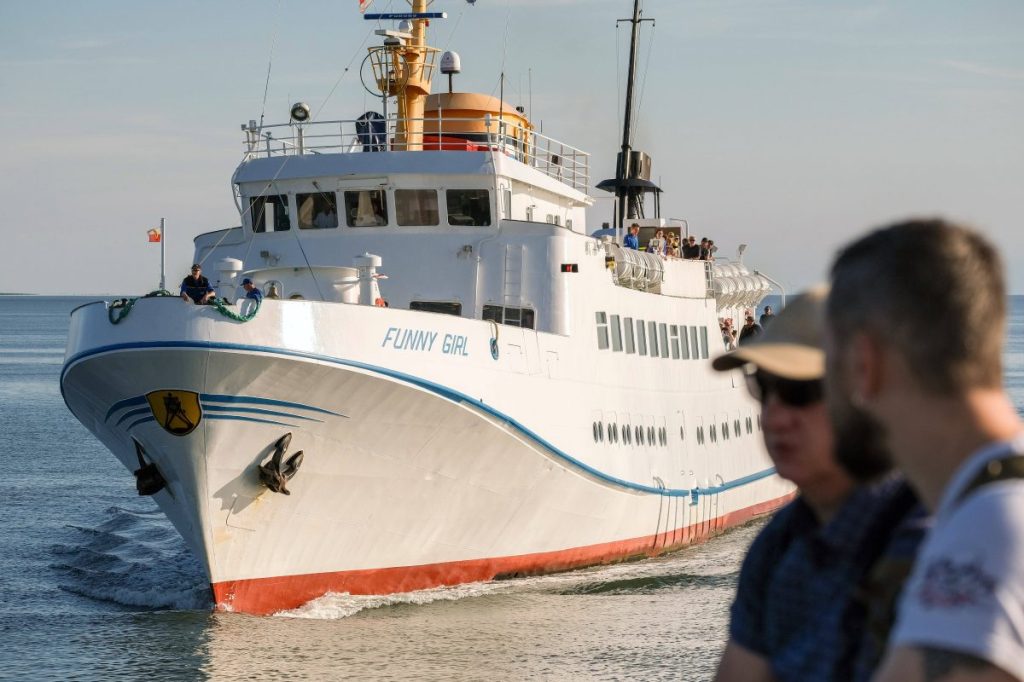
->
[597,0,658,231]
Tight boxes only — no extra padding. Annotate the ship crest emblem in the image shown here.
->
[146,390,202,436]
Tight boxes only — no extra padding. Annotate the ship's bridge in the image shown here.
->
[239,95,589,194]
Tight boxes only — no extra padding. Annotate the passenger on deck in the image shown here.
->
[707,239,719,260]
[699,238,711,260]
[738,315,763,345]
[266,283,281,299]
[242,278,263,303]
[667,236,681,258]
[759,305,775,327]
[682,235,701,259]
[712,287,926,682]
[180,264,215,304]
[624,224,640,250]
[647,229,667,255]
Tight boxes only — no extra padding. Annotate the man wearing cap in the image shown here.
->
[713,289,924,682]
[241,278,263,303]
[180,264,215,304]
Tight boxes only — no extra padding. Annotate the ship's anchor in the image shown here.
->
[257,433,304,495]
[133,438,167,496]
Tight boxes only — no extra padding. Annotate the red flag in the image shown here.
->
[359,0,373,13]
[147,228,162,243]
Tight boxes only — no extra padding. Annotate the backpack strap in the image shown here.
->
[955,455,1024,505]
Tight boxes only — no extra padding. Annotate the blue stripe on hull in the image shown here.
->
[64,341,778,497]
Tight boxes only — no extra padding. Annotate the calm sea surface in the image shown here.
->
[3,296,1023,681]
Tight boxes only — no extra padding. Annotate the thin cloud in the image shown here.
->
[941,59,1024,81]
[61,39,110,50]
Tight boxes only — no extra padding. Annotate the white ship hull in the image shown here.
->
[62,296,791,614]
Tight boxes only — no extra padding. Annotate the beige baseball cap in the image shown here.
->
[711,285,828,380]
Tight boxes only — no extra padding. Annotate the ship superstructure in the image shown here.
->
[61,0,790,614]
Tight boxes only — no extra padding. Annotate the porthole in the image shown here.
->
[593,422,599,442]
[647,426,655,444]
[610,423,618,443]
[599,422,605,443]
[638,427,645,446]
[680,426,685,441]
[710,424,717,443]
[624,425,632,445]
[734,419,741,436]
[660,427,667,446]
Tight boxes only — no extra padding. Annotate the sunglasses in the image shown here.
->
[745,370,824,407]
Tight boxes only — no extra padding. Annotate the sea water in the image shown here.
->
[3,296,1022,681]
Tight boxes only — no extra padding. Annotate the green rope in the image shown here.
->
[210,297,261,322]
[108,290,260,324]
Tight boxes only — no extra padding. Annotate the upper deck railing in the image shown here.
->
[241,115,590,193]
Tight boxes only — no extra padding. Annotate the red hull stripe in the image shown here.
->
[211,492,794,615]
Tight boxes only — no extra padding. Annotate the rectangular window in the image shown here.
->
[670,325,681,359]
[596,312,609,350]
[658,323,669,358]
[410,301,462,316]
[623,317,636,354]
[648,321,659,357]
[610,315,623,352]
[690,326,700,359]
[446,189,491,226]
[250,194,290,233]
[483,305,535,329]
[680,323,690,359]
[700,326,710,359]
[344,190,388,227]
[396,189,439,226]
[297,192,338,229]
[636,319,648,356]
[502,189,512,218]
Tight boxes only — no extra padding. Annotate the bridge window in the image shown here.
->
[700,327,710,359]
[297,192,338,229]
[670,325,681,359]
[690,327,700,360]
[396,189,439,226]
[446,189,491,226]
[680,323,691,359]
[484,305,535,329]
[250,194,290,233]
[658,324,670,359]
[344,190,388,227]
[410,301,462,316]
[647,321,659,357]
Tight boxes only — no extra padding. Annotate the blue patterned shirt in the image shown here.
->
[729,478,917,682]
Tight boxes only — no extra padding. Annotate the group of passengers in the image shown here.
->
[623,223,718,261]
[719,306,773,350]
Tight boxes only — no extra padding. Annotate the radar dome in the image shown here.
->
[440,51,462,75]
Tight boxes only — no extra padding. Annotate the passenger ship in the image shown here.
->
[61,0,791,614]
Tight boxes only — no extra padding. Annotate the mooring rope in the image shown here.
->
[108,291,260,324]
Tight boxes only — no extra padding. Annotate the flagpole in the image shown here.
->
[160,217,166,291]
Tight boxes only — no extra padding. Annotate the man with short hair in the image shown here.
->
[624,223,640,250]
[760,305,775,327]
[713,288,921,682]
[826,218,1024,682]
[180,264,215,304]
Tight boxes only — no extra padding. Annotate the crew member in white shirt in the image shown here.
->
[825,218,1024,682]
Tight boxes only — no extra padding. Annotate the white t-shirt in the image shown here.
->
[891,434,1024,679]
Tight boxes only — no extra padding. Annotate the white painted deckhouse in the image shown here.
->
[61,0,791,614]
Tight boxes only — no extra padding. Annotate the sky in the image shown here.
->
[1,0,1021,295]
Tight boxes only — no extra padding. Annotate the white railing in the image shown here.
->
[241,116,590,193]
